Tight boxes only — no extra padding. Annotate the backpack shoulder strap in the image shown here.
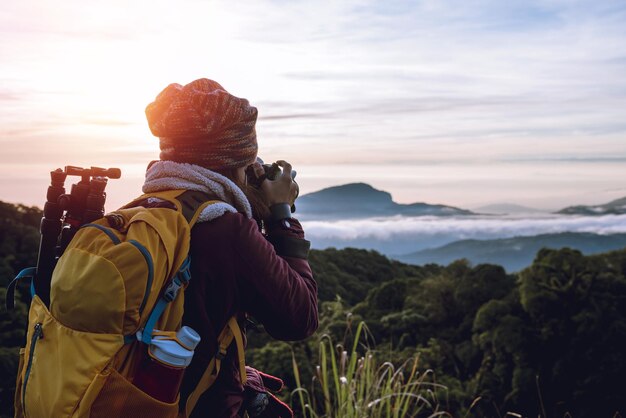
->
[184,316,246,416]
[173,190,217,227]
[125,189,219,227]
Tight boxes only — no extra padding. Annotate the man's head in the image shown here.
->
[145,78,258,172]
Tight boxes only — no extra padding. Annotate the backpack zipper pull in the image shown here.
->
[22,322,44,416]
[33,323,44,340]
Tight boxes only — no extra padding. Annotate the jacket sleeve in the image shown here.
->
[234,215,318,341]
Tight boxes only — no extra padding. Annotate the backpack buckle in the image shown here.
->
[215,347,228,360]
[177,257,192,284]
[163,277,183,302]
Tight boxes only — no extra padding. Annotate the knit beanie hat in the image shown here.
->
[145,78,258,170]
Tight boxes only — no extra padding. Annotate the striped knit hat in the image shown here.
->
[145,78,258,170]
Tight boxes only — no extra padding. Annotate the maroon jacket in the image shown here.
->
[179,212,318,417]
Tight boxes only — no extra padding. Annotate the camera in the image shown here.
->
[245,158,297,188]
[245,158,298,214]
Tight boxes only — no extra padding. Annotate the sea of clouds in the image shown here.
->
[302,214,626,255]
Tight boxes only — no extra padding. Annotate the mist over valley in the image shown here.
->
[298,183,626,271]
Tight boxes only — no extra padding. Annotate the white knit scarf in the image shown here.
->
[142,160,252,223]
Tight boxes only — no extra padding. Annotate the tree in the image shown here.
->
[518,248,626,416]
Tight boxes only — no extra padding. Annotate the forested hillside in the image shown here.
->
[1,201,625,417]
[0,202,41,415]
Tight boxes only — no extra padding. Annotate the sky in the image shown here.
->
[1,0,626,212]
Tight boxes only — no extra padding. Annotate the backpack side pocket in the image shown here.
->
[87,368,179,418]
[21,296,123,417]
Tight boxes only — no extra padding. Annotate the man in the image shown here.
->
[143,78,318,417]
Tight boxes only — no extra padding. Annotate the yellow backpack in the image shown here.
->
[11,189,246,418]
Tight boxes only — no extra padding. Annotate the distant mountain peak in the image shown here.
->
[557,195,626,215]
[333,182,375,190]
[310,182,391,196]
[473,203,544,214]
[607,196,626,206]
[297,183,473,220]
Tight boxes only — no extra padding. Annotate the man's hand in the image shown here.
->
[260,160,298,206]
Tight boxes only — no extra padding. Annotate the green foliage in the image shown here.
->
[309,248,440,306]
[0,287,29,417]
[292,322,449,418]
[515,248,626,417]
[471,289,532,413]
[0,202,41,287]
[249,341,304,391]
[0,201,40,417]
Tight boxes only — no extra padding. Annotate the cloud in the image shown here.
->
[0,89,20,101]
[302,214,626,253]
[260,113,330,121]
[79,118,136,127]
[502,156,626,163]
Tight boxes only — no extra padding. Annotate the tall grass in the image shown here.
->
[291,321,450,418]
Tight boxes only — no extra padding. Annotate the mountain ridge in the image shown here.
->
[395,231,626,272]
[557,196,626,215]
[297,183,474,220]
[473,203,545,214]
